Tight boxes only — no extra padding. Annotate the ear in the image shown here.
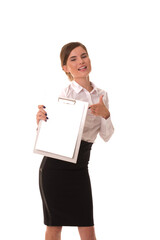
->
[62,65,68,73]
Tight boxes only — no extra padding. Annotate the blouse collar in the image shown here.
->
[71,80,98,94]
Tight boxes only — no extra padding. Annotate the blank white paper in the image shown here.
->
[35,99,87,159]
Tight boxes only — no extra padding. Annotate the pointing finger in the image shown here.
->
[88,104,97,109]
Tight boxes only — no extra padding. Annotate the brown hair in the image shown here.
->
[60,42,88,81]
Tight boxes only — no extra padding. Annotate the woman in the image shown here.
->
[36,42,114,240]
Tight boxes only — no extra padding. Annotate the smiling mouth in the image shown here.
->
[78,66,87,71]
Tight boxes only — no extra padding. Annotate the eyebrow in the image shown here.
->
[69,53,88,60]
[70,56,77,59]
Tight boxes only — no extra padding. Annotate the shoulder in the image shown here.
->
[92,83,109,106]
[97,87,107,96]
[59,82,74,98]
[92,82,108,98]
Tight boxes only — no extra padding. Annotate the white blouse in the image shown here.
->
[60,81,114,143]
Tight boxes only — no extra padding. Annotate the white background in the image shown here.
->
[0,0,160,239]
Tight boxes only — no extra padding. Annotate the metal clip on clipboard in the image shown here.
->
[58,97,76,105]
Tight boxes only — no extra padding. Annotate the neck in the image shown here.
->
[74,76,93,92]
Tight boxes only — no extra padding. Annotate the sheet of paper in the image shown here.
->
[35,100,84,158]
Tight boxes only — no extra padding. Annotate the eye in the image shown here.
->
[81,54,88,59]
[71,58,76,61]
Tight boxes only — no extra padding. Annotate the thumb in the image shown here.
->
[99,95,104,104]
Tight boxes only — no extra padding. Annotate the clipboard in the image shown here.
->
[33,97,88,163]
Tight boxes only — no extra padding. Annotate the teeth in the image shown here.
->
[78,66,87,70]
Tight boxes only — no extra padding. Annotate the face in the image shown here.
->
[63,46,91,80]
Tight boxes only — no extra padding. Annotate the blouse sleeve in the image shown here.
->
[99,92,114,142]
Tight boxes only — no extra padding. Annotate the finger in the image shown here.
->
[36,109,48,122]
[38,105,46,109]
[91,108,96,114]
[37,115,47,121]
[90,110,98,116]
[89,104,97,109]
[90,110,95,115]
[36,115,48,125]
[37,108,47,115]
[36,111,47,119]
[36,113,44,118]
[99,95,104,104]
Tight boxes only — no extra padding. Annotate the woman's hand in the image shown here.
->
[36,105,48,125]
[89,95,110,119]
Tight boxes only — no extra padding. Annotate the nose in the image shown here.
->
[79,57,85,64]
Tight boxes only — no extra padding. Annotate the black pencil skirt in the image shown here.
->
[39,140,94,226]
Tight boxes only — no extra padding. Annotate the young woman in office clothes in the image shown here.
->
[36,42,114,240]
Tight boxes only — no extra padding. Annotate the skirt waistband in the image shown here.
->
[40,140,93,171]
